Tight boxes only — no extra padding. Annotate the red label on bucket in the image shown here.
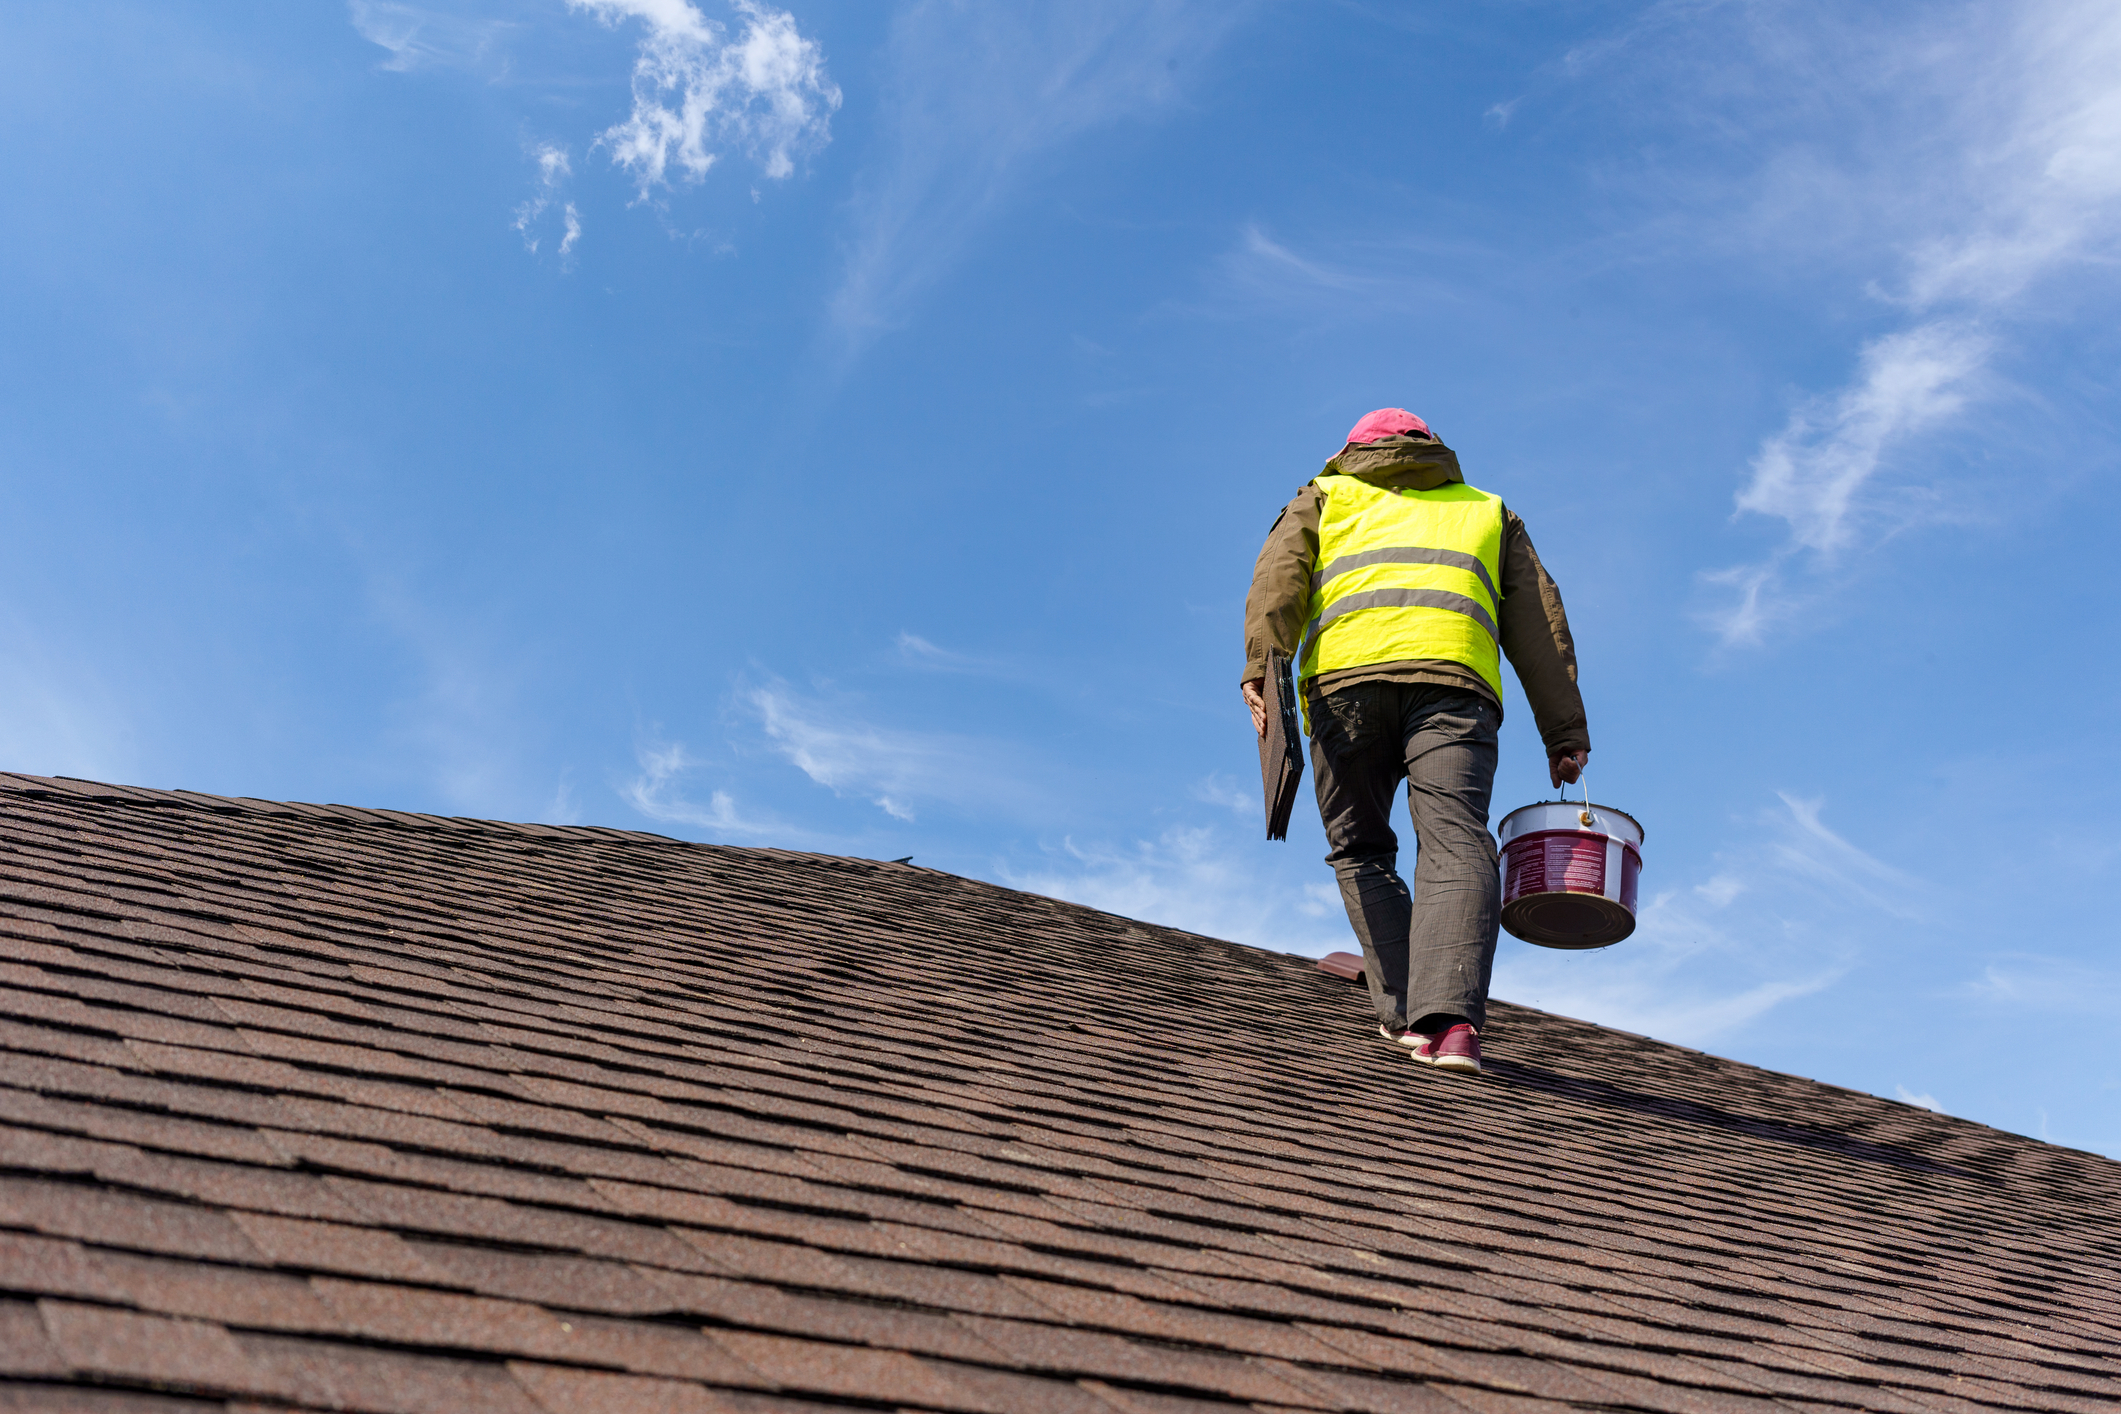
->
[1503,830,1613,904]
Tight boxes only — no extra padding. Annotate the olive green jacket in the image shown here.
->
[1243,435,1591,756]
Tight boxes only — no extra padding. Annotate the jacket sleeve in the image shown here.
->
[1242,487,1320,683]
[1498,510,1591,756]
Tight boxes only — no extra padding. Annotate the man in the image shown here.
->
[1242,408,1591,1075]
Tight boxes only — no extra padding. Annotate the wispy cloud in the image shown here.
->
[542,772,582,826]
[1235,225,1355,291]
[1189,771,1253,817]
[620,735,782,837]
[1007,790,1920,1050]
[348,0,513,73]
[570,0,839,199]
[746,678,1040,824]
[892,632,1014,678]
[1959,954,2121,1017]
[1895,1085,1946,1113]
[1499,926,1840,1051]
[830,0,1249,357]
[1005,823,1352,956]
[1767,791,1923,918]
[890,631,1049,688]
[364,579,542,817]
[1210,223,1474,322]
[1493,792,1922,1048]
[353,1,835,261]
[0,618,136,785]
[1707,1,2121,641]
[1706,323,1989,643]
[512,143,581,261]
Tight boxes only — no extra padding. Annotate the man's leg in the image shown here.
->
[1309,683,1414,1034]
[1400,691,1502,1032]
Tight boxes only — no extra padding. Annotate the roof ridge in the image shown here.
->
[0,770,815,855]
[8,769,2111,1174]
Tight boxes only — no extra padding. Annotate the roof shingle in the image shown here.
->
[2,771,2118,1413]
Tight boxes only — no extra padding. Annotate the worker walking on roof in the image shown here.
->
[1243,409,1591,1076]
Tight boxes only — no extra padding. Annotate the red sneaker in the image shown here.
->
[1382,1024,1445,1061]
[1431,1023,1482,1074]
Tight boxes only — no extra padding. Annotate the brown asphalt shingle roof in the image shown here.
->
[0,772,2117,1414]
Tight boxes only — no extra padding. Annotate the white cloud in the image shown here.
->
[1008,789,1919,1052]
[1738,324,1988,557]
[1768,791,1922,918]
[1903,4,2121,308]
[1209,223,1473,323]
[363,579,540,816]
[1694,873,1745,908]
[0,620,136,786]
[892,631,1019,679]
[1296,879,1340,919]
[570,0,839,199]
[348,0,513,73]
[1707,322,1989,644]
[1708,1,2121,641]
[1236,225,1354,291]
[512,143,580,260]
[1005,823,1351,956]
[1189,771,1253,817]
[542,773,582,827]
[831,0,1248,355]
[1492,791,1922,1048]
[1960,955,2121,1017]
[620,735,779,836]
[1498,905,1842,1050]
[354,2,834,258]
[746,679,1038,824]
[895,632,948,661]
[1895,1085,1946,1113]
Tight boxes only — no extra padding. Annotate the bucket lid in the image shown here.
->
[1498,799,1646,846]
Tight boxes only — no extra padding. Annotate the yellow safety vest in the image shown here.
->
[1299,476,1506,716]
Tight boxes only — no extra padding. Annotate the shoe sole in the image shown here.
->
[1430,1055,1481,1074]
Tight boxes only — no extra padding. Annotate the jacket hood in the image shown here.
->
[1318,434,1463,491]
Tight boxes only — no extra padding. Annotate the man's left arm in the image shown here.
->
[1496,510,1591,784]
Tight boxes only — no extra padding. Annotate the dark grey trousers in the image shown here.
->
[1309,682,1501,1032]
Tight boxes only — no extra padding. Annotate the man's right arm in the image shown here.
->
[1241,487,1319,738]
[1243,487,1320,684]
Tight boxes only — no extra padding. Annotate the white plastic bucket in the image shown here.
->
[1497,797,1644,950]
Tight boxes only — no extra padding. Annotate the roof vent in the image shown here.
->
[1317,951,1363,983]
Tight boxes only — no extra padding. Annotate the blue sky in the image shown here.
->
[4,1,2118,1156]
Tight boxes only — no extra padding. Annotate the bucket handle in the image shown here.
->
[1558,766,1596,828]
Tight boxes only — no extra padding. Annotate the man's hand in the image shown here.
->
[1549,749,1589,788]
[1242,678,1267,738]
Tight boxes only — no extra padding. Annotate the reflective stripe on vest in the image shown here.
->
[1298,477,1506,707]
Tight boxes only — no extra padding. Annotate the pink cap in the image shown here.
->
[1345,408,1432,444]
